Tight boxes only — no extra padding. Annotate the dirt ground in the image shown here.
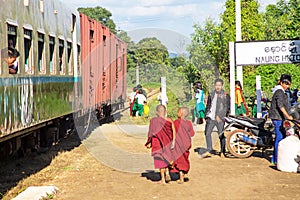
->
[1,114,300,200]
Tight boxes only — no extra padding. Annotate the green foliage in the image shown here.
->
[188,0,300,102]
[169,56,186,69]
[134,37,170,66]
[243,65,300,100]
[117,30,137,69]
[78,6,117,33]
[262,0,300,40]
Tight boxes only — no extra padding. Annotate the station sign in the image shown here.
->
[235,40,300,66]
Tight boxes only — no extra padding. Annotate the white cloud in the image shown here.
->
[137,0,176,6]
[63,0,279,36]
[111,4,200,17]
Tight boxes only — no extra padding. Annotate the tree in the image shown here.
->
[188,19,226,88]
[117,30,136,70]
[263,0,300,40]
[219,0,264,75]
[188,0,265,91]
[78,6,117,33]
[169,55,186,69]
[134,37,169,66]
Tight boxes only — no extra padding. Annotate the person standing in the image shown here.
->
[235,80,248,116]
[145,105,176,184]
[172,107,195,183]
[132,89,147,117]
[157,87,168,105]
[203,78,230,158]
[194,82,206,124]
[269,74,293,165]
[129,87,138,116]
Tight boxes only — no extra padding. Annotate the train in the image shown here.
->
[0,0,127,156]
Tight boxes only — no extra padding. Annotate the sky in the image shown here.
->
[65,0,278,36]
[64,0,278,53]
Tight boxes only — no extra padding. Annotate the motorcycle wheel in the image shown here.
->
[226,129,254,158]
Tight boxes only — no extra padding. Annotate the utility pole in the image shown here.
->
[235,0,243,86]
[136,62,139,86]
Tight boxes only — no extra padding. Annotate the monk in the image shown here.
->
[145,105,176,184]
[172,107,195,183]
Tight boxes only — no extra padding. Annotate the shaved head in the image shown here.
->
[156,105,166,116]
[178,107,189,118]
[181,107,189,117]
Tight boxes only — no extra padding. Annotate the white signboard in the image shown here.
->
[235,40,300,66]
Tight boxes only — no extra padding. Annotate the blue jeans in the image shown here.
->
[272,120,283,163]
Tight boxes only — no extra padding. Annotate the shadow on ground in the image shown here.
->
[0,115,112,198]
[141,170,181,182]
[0,131,82,197]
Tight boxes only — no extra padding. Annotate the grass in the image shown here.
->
[132,82,196,122]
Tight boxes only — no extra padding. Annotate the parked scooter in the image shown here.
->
[224,115,273,158]
[224,103,300,158]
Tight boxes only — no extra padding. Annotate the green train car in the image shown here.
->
[0,0,82,155]
[0,0,127,156]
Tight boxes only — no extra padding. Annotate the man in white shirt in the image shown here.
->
[277,127,300,173]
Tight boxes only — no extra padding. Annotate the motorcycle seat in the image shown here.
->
[237,116,265,126]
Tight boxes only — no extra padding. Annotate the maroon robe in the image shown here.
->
[145,117,174,168]
[172,119,195,173]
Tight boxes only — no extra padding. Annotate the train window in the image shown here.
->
[7,25,17,48]
[38,33,45,73]
[7,25,19,75]
[77,44,81,76]
[49,36,56,74]
[71,14,76,32]
[103,35,106,46]
[24,29,33,74]
[90,30,94,43]
[59,39,65,74]
[67,41,72,74]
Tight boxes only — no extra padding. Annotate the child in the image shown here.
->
[172,107,195,184]
[143,101,150,117]
[145,105,176,184]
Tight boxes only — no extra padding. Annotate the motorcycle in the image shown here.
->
[224,103,300,158]
[224,115,273,158]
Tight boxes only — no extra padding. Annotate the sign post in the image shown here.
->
[229,42,236,116]
[235,0,243,86]
[161,77,167,107]
[256,76,262,118]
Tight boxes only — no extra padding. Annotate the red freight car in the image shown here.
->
[80,13,127,115]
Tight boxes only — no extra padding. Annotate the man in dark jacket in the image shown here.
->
[203,78,230,158]
[269,74,293,165]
